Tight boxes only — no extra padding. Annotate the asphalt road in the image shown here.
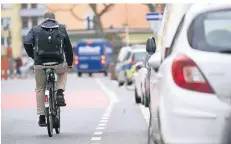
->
[1,73,150,144]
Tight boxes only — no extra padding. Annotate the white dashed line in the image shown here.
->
[91,137,101,141]
[91,79,119,143]
[96,127,105,130]
[94,131,103,135]
[100,120,108,123]
[98,123,107,127]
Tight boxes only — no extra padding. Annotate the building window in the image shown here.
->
[22,17,29,28]
[31,17,38,27]
[31,4,37,9]
[2,4,12,9]
[21,4,28,9]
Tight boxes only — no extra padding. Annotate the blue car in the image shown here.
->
[74,39,113,77]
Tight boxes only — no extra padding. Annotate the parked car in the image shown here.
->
[140,51,160,107]
[117,45,147,86]
[133,61,144,104]
[147,4,231,144]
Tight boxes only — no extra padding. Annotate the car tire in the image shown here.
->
[78,72,82,77]
[104,72,108,77]
[135,88,141,104]
[118,81,124,87]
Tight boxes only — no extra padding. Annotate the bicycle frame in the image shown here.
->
[44,68,56,115]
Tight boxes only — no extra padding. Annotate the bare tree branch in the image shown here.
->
[99,4,114,17]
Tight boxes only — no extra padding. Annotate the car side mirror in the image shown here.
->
[148,51,161,71]
[146,37,157,55]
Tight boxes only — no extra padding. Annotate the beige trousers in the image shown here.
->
[34,62,68,115]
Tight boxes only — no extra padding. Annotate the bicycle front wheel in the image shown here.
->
[55,107,60,134]
[46,107,53,137]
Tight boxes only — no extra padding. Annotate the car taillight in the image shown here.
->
[171,54,214,94]
[101,55,106,65]
[74,56,78,65]
[130,61,136,65]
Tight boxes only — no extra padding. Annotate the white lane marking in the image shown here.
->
[96,127,105,130]
[94,131,103,135]
[139,105,150,125]
[91,79,119,142]
[98,123,106,127]
[100,119,108,123]
[95,78,119,103]
[101,117,109,120]
[91,137,101,141]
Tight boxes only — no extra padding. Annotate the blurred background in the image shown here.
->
[1,3,165,80]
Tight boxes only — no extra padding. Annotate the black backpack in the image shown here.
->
[35,26,64,59]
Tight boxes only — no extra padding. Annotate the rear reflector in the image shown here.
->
[171,54,214,94]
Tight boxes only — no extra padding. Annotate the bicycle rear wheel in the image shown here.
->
[55,107,60,134]
[45,107,53,137]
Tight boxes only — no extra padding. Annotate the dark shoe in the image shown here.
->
[56,89,66,106]
[38,115,46,127]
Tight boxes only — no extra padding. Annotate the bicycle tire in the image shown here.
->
[46,107,53,137]
[55,107,60,134]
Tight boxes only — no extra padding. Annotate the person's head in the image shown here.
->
[44,12,55,20]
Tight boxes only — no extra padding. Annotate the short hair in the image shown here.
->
[44,12,55,20]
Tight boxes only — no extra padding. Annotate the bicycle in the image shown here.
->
[43,64,61,137]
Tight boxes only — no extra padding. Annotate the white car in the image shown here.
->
[133,61,144,104]
[147,4,231,144]
[117,45,147,86]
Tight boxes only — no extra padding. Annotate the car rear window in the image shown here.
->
[189,9,231,53]
[132,52,147,61]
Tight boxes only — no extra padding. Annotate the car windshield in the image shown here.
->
[189,9,231,53]
[133,52,147,61]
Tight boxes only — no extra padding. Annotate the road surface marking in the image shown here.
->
[91,137,101,141]
[91,80,118,143]
[95,78,119,103]
[100,120,108,123]
[91,103,114,142]
[94,131,103,135]
[101,117,109,120]
[96,127,105,130]
[98,123,106,127]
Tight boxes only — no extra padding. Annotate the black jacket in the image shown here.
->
[23,19,73,66]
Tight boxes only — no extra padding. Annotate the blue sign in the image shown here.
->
[145,12,163,21]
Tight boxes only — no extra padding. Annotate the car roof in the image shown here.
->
[130,48,146,53]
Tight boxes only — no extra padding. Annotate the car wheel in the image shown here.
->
[78,72,82,77]
[135,88,141,104]
[104,72,108,77]
[118,81,124,87]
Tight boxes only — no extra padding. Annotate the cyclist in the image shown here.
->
[23,12,73,126]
